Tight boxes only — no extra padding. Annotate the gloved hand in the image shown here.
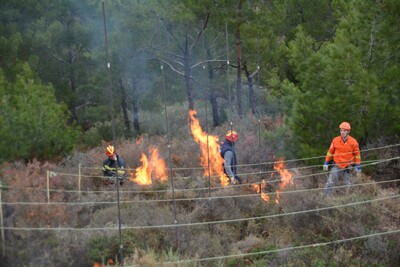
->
[117,169,126,175]
[355,164,361,178]
[323,162,329,172]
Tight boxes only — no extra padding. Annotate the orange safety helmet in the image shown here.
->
[225,130,239,142]
[106,145,115,157]
[339,122,351,131]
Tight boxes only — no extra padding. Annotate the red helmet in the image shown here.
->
[225,130,238,142]
[106,145,115,157]
[339,122,351,131]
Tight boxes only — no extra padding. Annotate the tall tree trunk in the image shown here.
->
[130,72,140,134]
[209,91,220,126]
[68,51,79,122]
[248,75,256,116]
[119,78,131,137]
[243,63,259,116]
[184,35,195,110]
[206,48,220,126]
[235,0,244,118]
[66,13,79,123]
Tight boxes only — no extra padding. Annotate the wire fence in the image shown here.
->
[0,143,399,264]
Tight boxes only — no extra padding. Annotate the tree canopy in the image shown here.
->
[0,63,79,162]
[0,0,399,162]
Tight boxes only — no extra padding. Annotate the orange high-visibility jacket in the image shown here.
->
[325,135,361,169]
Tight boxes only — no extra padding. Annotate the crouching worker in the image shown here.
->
[102,145,126,186]
[323,122,361,195]
[220,130,242,185]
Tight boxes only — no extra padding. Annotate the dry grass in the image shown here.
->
[1,129,399,267]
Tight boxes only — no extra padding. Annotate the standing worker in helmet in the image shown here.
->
[102,145,126,186]
[323,122,361,194]
[220,130,242,185]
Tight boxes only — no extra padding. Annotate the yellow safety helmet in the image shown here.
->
[225,130,238,142]
[106,145,115,157]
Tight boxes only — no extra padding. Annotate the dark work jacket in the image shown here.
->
[220,139,237,175]
[102,155,126,177]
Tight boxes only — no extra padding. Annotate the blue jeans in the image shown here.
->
[325,165,351,195]
[234,175,242,184]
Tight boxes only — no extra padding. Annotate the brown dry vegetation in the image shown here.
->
[0,120,399,267]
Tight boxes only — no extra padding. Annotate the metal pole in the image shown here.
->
[0,182,5,257]
[157,15,178,248]
[205,97,211,193]
[116,174,123,264]
[101,1,116,145]
[78,163,81,201]
[47,170,50,204]
[256,37,263,193]
[258,118,262,193]
[225,22,233,125]
[102,2,123,264]
[201,31,214,229]
[205,95,215,233]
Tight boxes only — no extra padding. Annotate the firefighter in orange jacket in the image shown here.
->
[323,122,361,194]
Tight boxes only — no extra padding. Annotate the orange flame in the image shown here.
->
[252,179,270,203]
[130,147,168,185]
[188,109,228,186]
[149,147,168,182]
[135,136,143,145]
[273,158,293,204]
[93,260,113,267]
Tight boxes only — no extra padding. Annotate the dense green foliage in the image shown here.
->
[1,2,399,266]
[285,0,400,158]
[1,0,399,162]
[0,63,79,162]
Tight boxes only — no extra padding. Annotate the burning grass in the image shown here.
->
[1,121,399,266]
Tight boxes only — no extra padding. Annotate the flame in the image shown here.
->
[149,146,168,182]
[136,136,143,145]
[93,260,113,267]
[132,153,152,185]
[273,158,294,204]
[275,191,280,204]
[188,109,228,186]
[130,146,168,185]
[261,192,270,203]
[252,179,270,203]
[260,179,270,202]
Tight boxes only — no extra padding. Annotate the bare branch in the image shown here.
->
[171,58,184,68]
[167,50,184,60]
[70,44,86,62]
[155,57,184,76]
[166,28,185,53]
[249,68,259,79]
[190,59,226,69]
[49,52,68,63]
[75,102,95,111]
[189,13,210,51]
